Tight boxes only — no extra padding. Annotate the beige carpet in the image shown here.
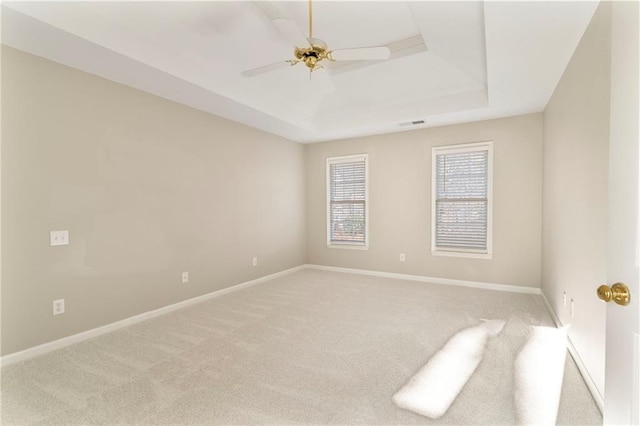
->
[1,269,602,425]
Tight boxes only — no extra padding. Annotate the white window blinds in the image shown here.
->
[432,143,492,256]
[327,155,368,246]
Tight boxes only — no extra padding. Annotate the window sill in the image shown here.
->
[327,243,369,251]
[431,250,492,260]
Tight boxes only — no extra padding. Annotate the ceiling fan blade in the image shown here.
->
[312,67,335,93]
[242,61,291,78]
[273,17,310,48]
[330,46,391,61]
[253,1,287,20]
[253,1,309,47]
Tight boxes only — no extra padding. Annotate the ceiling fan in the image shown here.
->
[242,0,392,78]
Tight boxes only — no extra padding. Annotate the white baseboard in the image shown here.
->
[540,292,604,414]
[304,264,541,294]
[1,258,590,409]
[0,265,305,368]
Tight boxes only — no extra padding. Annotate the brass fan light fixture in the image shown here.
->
[242,0,391,78]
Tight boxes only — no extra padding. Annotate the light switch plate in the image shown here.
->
[50,230,69,246]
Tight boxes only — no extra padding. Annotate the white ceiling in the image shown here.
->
[2,1,598,143]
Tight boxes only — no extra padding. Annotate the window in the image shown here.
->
[327,154,368,249]
[431,142,493,258]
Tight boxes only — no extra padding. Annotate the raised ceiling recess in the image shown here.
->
[2,1,598,143]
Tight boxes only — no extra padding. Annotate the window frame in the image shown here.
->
[431,141,493,259]
[326,154,369,250]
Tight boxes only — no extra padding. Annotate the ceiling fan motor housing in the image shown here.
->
[294,38,332,70]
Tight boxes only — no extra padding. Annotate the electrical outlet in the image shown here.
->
[182,272,189,284]
[570,298,575,317]
[252,257,258,267]
[563,291,567,308]
[399,253,406,262]
[53,299,65,315]
[50,230,69,246]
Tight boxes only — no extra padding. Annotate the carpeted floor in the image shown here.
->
[1,269,602,425]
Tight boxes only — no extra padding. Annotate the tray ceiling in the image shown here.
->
[1,1,598,143]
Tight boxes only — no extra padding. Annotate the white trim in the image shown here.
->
[633,333,640,425]
[431,141,493,258]
[304,264,540,294]
[431,250,492,260]
[326,153,369,249]
[325,153,368,165]
[540,292,604,414]
[0,265,305,368]
[432,141,495,152]
[327,243,368,250]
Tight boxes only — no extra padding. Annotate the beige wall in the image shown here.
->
[542,2,611,397]
[1,47,306,356]
[306,113,543,288]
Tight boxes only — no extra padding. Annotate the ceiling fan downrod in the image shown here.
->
[309,0,313,39]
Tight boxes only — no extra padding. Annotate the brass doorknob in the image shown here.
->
[597,282,631,306]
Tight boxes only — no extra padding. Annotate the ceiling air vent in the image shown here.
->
[399,120,426,127]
